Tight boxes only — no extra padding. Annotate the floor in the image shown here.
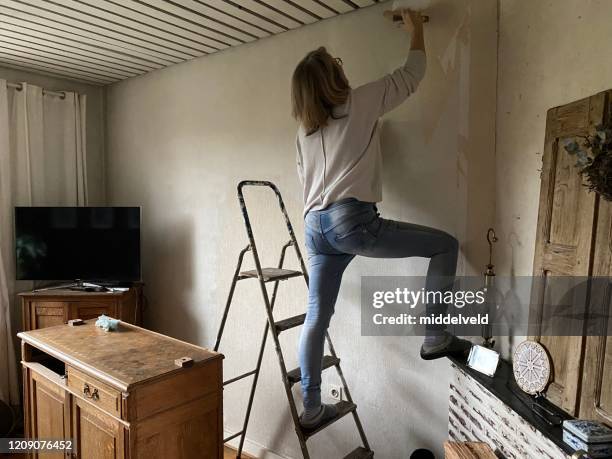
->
[1,446,253,459]
[225,446,256,458]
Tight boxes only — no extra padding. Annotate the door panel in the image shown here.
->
[599,337,612,415]
[531,91,608,415]
[134,393,220,459]
[69,302,115,321]
[29,371,69,459]
[548,149,591,248]
[33,302,68,329]
[73,397,125,459]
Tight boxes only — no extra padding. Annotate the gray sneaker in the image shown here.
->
[299,403,338,430]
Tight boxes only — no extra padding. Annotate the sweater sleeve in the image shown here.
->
[296,134,304,185]
[353,49,426,117]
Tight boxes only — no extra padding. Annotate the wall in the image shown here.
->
[105,2,497,457]
[495,0,612,276]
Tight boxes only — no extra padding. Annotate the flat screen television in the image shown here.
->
[15,207,141,282]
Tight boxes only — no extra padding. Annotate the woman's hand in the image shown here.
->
[400,9,425,51]
[400,9,423,36]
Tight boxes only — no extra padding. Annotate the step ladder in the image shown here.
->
[214,180,373,459]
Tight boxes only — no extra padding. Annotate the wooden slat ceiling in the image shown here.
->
[0,0,378,85]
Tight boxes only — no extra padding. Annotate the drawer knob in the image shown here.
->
[83,383,99,401]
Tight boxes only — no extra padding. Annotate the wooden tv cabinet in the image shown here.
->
[19,284,144,331]
[18,320,223,459]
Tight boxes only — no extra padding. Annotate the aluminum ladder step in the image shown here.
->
[274,313,306,333]
[287,355,339,385]
[239,268,303,282]
[344,447,374,459]
[300,401,357,439]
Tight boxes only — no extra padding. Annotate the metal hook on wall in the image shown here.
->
[483,228,498,348]
[486,228,498,274]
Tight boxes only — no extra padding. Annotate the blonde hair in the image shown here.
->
[291,47,350,135]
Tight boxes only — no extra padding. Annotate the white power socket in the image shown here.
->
[329,385,343,401]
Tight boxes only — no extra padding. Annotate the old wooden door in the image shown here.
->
[531,90,610,415]
[579,194,612,424]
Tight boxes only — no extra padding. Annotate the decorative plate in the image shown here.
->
[513,340,551,395]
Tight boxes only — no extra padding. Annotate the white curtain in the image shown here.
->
[0,80,87,405]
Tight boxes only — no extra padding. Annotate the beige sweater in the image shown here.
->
[296,49,426,216]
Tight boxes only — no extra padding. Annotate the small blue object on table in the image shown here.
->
[95,315,120,332]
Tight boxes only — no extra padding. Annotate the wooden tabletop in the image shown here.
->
[18,320,221,391]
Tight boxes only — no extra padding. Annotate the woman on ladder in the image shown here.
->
[291,8,472,429]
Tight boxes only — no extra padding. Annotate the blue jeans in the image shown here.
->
[298,198,459,410]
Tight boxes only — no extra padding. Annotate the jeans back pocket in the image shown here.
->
[330,213,380,253]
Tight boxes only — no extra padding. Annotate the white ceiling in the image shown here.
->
[0,0,379,85]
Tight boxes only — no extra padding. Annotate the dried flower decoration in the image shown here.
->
[563,124,612,201]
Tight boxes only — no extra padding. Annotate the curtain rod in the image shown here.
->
[6,82,66,99]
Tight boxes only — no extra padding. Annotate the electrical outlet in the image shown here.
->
[329,385,342,401]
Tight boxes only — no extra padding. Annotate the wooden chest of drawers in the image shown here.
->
[18,320,223,459]
[19,286,144,331]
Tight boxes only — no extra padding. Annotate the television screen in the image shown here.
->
[15,207,141,282]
